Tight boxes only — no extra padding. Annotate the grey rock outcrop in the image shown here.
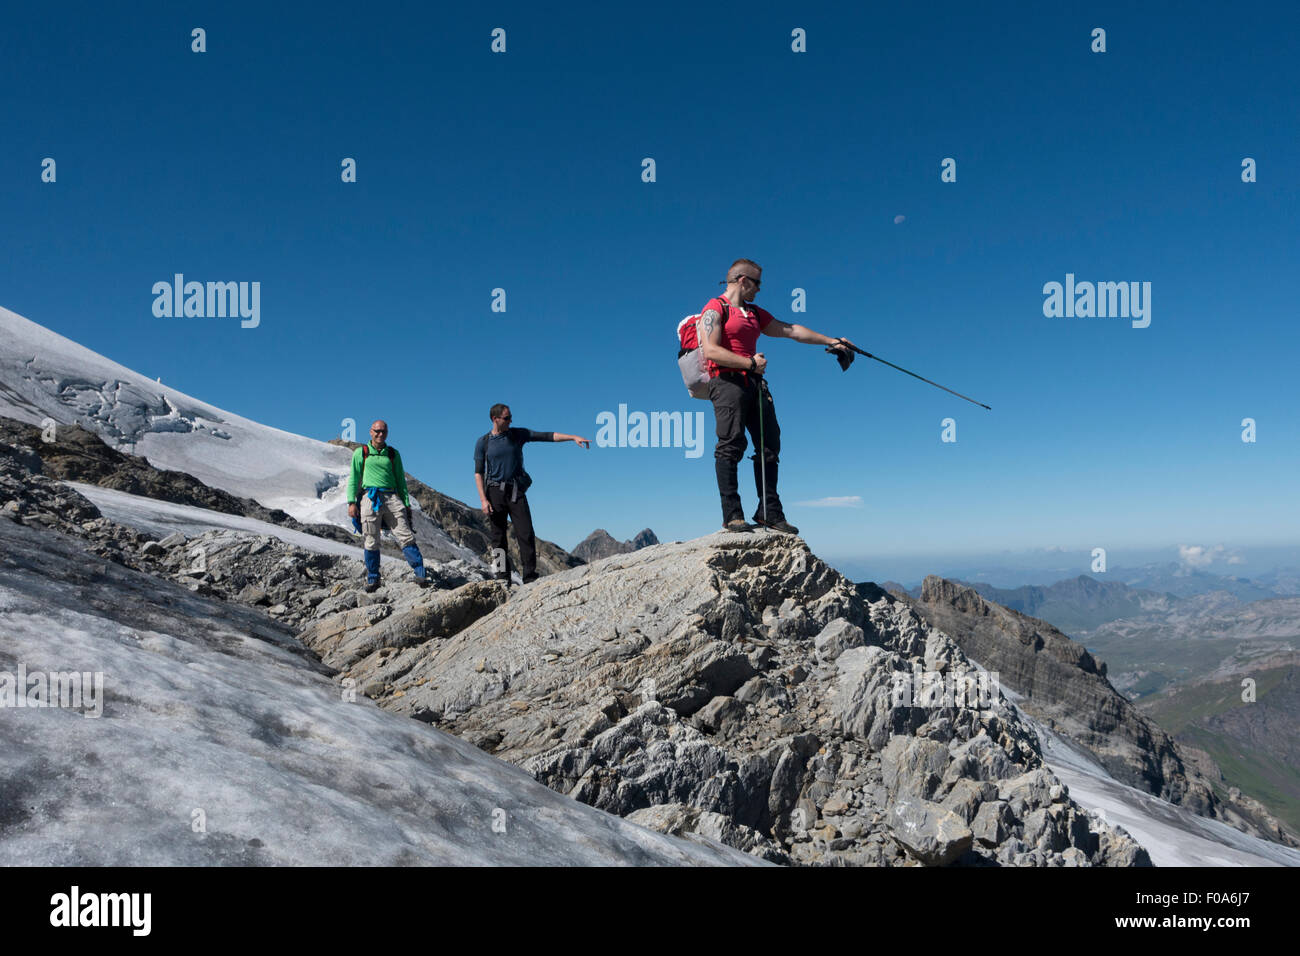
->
[887,798,972,865]
[310,533,1149,866]
[625,803,788,862]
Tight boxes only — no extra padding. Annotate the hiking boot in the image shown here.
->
[753,515,799,535]
[522,572,539,584]
[722,518,755,533]
[364,579,381,593]
[414,572,430,588]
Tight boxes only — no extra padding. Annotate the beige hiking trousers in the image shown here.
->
[360,490,416,551]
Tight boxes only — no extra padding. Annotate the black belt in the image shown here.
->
[488,479,524,504]
[717,369,756,383]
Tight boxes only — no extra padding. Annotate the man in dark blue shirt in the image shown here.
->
[474,403,589,583]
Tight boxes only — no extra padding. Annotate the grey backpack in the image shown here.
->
[677,297,727,399]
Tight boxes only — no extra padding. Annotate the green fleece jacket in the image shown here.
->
[347,443,410,507]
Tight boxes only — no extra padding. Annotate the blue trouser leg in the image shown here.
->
[402,545,426,580]
[363,548,381,584]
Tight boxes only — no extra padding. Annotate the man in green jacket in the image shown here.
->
[346,420,428,592]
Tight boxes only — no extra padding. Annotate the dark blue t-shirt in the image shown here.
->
[474,427,553,483]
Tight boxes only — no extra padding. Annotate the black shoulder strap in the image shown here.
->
[713,296,730,331]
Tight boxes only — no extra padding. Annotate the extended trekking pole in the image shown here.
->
[830,342,991,410]
[757,377,767,526]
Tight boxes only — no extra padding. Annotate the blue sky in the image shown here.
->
[3,1,1298,579]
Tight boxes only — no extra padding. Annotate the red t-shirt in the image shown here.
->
[700,296,774,377]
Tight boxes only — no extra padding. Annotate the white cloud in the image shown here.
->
[1177,544,1243,568]
[796,496,863,508]
[1178,545,1220,567]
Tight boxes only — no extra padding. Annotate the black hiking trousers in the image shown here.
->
[486,483,537,579]
[709,371,784,524]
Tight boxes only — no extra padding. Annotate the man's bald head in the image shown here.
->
[726,259,762,304]
[726,258,761,284]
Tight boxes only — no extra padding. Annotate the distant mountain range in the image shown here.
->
[961,575,1166,634]
[1114,563,1287,602]
[572,527,659,563]
[889,571,1300,638]
[867,561,1300,604]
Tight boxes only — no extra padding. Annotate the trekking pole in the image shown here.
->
[757,376,767,525]
[833,342,991,410]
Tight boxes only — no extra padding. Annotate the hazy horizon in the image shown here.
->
[823,542,1300,590]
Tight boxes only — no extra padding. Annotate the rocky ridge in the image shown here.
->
[299,534,1153,866]
[905,575,1298,847]
[0,432,1152,865]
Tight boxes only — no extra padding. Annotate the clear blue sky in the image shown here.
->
[3,1,1298,574]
